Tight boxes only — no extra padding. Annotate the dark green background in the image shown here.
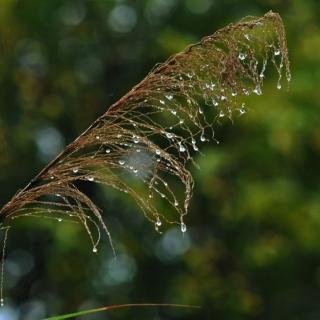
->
[0,0,319,319]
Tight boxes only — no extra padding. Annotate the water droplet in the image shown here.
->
[253,85,262,95]
[179,119,184,124]
[274,48,281,56]
[87,176,94,182]
[277,83,282,90]
[133,135,140,144]
[96,135,100,140]
[181,222,187,233]
[171,109,177,115]
[156,149,161,155]
[179,144,186,152]
[160,193,165,198]
[136,149,141,153]
[239,103,246,115]
[198,108,203,114]
[50,176,54,180]
[166,132,173,139]
[287,74,291,82]
[238,52,246,60]
[259,73,265,79]
[165,93,173,100]
[193,144,199,151]
[220,95,227,101]
[118,160,125,165]
[133,168,138,173]
[174,200,179,207]
[1,298,4,307]
[92,247,97,253]
[219,111,225,118]
[73,168,79,173]
[156,218,162,226]
[200,134,206,142]
[212,99,219,106]
[239,108,246,115]
[106,148,111,153]
[231,91,237,97]
[58,218,62,222]
[160,99,165,105]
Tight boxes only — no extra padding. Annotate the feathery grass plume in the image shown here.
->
[0,11,290,256]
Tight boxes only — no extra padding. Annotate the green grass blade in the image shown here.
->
[44,303,201,320]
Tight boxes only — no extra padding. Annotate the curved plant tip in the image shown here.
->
[43,303,201,320]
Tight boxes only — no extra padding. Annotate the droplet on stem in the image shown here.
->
[239,103,246,115]
[181,222,187,233]
[238,52,246,60]
[274,48,281,56]
[165,93,173,100]
[253,85,262,95]
[179,144,186,152]
[133,136,140,144]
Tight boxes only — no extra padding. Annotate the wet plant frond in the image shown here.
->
[0,11,290,254]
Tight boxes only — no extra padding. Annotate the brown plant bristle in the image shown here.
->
[0,11,291,253]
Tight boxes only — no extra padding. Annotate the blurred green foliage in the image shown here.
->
[0,0,319,319]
